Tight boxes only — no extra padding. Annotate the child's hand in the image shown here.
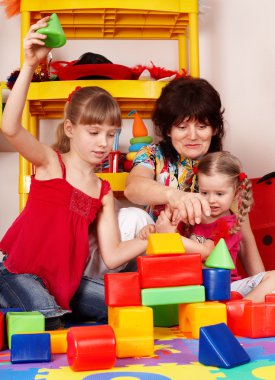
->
[24,16,51,68]
[155,210,177,233]
[139,224,156,240]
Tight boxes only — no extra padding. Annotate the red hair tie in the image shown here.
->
[238,172,247,182]
[68,86,82,102]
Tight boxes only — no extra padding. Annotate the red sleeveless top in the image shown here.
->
[0,152,111,310]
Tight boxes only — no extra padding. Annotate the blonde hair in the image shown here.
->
[52,86,121,153]
[197,151,253,233]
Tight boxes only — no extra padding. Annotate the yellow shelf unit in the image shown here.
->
[17,0,199,209]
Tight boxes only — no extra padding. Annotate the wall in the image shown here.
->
[0,0,275,238]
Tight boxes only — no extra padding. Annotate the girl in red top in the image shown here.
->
[0,17,147,329]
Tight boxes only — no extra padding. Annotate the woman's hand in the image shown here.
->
[166,188,210,226]
[24,16,51,68]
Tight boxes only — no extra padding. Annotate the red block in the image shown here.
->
[265,294,275,303]
[104,272,141,306]
[226,299,252,336]
[67,325,116,371]
[0,312,3,350]
[227,299,275,338]
[243,302,275,338]
[137,254,202,289]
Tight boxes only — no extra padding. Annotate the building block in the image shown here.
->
[138,254,202,288]
[0,312,3,350]
[67,325,116,371]
[104,272,141,307]
[141,285,205,306]
[199,323,250,368]
[226,299,252,336]
[205,238,235,269]
[265,294,275,303]
[108,306,153,333]
[113,331,154,358]
[146,233,185,255]
[108,306,154,358]
[179,302,227,339]
[202,268,231,301]
[11,333,51,364]
[0,308,23,347]
[152,304,179,327]
[242,302,275,338]
[6,311,45,349]
[18,330,68,354]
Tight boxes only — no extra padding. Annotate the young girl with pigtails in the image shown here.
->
[140,151,275,302]
[0,16,148,328]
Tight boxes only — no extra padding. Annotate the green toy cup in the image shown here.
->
[37,13,66,48]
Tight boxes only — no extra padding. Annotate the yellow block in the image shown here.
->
[108,306,153,332]
[115,333,154,358]
[179,302,227,339]
[146,233,185,255]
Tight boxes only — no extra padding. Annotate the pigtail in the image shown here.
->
[232,175,253,233]
[52,121,70,153]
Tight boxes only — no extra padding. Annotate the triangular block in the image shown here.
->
[132,111,148,137]
[37,13,67,48]
[146,233,185,255]
[205,238,235,269]
[199,323,250,368]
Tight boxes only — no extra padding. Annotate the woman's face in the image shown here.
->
[169,118,214,159]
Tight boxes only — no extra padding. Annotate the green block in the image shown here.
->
[152,304,179,327]
[205,238,235,270]
[141,285,205,306]
[7,311,45,349]
[37,13,66,48]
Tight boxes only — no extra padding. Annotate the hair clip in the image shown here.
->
[238,172,247,182]
[68,86,82,102]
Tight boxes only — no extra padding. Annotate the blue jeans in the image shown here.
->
[0,263,107,327]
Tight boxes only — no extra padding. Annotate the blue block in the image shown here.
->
[199,323,250,369]
[129,142,149,152]
[203,268,231,301]
[11,333,51,364]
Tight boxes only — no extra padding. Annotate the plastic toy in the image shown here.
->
[152,304,179,327]
[205,238,235,269]
[11,333,51,363]
[146,232,185,255]
[36,13,67,48]
[108,306,154,358]
[104,272,141,307]
[179,302,227,339]
[67,325,116,371]
[199,323,250,368]
[0,312,4,350]
[141,285,205,306]
[6,311,45,349]
[137,253,202,288]
[202,268,231,301]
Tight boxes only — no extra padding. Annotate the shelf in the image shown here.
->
[16,0,199,210]
[20,0,199,76]
[27,80,168,119]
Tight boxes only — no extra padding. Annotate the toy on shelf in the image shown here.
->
[124,110,153,172]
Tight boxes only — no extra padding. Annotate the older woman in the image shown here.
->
[124,77,265,276]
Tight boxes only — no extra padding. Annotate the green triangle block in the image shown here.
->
[205,238,235,270]
[37,13,67,48]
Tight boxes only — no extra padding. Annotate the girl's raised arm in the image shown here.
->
[1,17,54,167]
